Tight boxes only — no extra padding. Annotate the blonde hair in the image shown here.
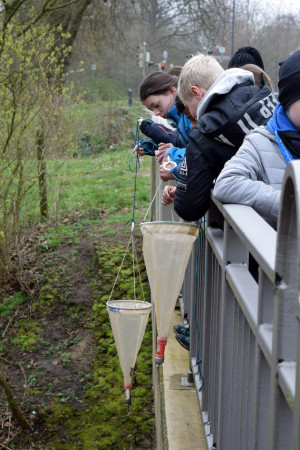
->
[178,53,224,101]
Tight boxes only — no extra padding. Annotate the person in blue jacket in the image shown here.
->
[137,71,192,167]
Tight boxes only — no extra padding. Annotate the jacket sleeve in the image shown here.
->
[213,140,281,226]
[174,128,237,221]
[140,119,184,147]
[167,147,185,165]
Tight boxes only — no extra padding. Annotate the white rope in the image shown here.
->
[168,181,175,222]
[108,229,146,302]
[108,235,131,301]
[133,242,146,302]
[142,179,162,223]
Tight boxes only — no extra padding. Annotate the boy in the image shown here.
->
[161,53,277,221]
[214,50,300,229]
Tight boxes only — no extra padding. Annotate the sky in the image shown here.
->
[263,0,300,14]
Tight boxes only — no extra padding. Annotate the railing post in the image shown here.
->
[269,161,300,450]
[217,220,249,449]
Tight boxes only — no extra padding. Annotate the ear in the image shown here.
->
[170,86,177,95]
[190,85,203,99]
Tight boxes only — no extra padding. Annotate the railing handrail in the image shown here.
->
[150,159,300,450]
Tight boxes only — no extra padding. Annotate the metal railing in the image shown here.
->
[150,159,300,450]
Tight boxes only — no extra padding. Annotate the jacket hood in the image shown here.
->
[195,74,278,148]
[196,68,255,119]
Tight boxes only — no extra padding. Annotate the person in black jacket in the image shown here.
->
[161,53,278,221]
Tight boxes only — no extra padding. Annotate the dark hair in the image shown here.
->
[167,66,182,77]
[175,96,185,115]
[228,46,264,70]
[140,72,178,101]
[241,64,272,90]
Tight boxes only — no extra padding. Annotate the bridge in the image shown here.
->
[149,159,300,450]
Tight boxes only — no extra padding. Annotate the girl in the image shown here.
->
[136,71,192,167]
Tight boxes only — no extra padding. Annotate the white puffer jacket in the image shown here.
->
[213,125,287,228]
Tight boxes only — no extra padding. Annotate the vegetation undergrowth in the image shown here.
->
[0,99,155,448]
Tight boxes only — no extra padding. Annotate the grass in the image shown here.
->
[18,99,151,228]
[0,96,156,448]
[47,145,151,223]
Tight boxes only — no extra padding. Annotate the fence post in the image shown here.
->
[269,161,300,450]
[36,130,48,220]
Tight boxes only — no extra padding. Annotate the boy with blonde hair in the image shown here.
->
[162,53,277,221]
[177,53,224,101]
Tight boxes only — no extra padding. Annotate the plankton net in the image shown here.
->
[140,221,198,364]
[106,300,151,407]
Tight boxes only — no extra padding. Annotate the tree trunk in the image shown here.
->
[0,367,31,429]
[37,130,48,220]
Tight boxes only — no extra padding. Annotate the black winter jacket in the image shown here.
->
[140,119,185,148]
[174,69,278,221]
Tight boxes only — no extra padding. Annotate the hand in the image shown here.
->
[133,144,146,156]
[155,143,173,164]
[160,164,175,182]
[162,186,176,206]
[138,117,143,126]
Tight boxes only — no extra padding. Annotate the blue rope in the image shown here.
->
[128,120,141,173]
[194,218,205,391]
[125,118,142,229]
[136,138,157,156]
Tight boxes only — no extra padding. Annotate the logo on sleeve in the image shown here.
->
[177,180,187,192]
[180,156,188,177]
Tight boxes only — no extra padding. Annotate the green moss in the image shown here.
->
[12,319,42,351]
[41,238,154,448]
[0,292,28,318]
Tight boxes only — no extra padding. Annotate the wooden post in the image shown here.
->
[36,130,48,220]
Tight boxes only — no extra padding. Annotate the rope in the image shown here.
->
[167,181,175,222]
[109,118,150,302]
[129,121,141,173]
[133,239,146,302]
[125,120,141,229]
[142,179,162,223]
[136,138,157,156]
[132,234,136,300]
[108,236,132,301]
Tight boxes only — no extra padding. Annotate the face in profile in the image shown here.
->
[142,88,176,118]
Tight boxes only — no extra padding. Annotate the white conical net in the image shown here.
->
[106,300,151,385]
[140,222,198,337]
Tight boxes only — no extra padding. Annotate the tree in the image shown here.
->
[0,19,79,278]
[0,0,93,72]
[68,0,230,92]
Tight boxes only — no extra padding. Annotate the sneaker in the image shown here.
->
[173,325,190,337]
[175,334,190,351]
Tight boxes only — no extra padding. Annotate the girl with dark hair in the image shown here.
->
[228,46,264,70]
[140,72,178,119]
[136,71,192,168]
